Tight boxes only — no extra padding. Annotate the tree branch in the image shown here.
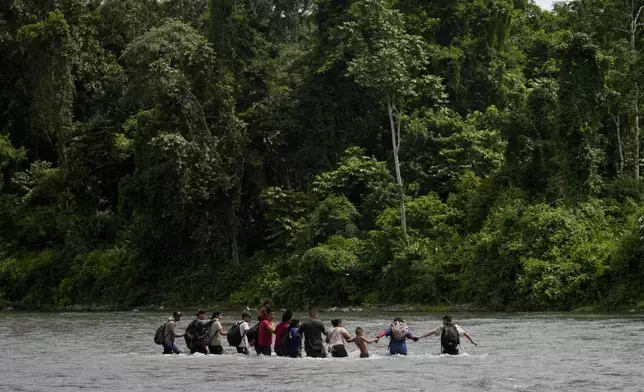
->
[182,86,210,135]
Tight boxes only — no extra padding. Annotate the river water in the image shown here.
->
[1,311,643,391]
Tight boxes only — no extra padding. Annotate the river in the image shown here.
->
[1,311,642,391]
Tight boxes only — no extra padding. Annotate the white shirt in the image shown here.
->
[432,324,466,336]
[328,327,349,346]
[238,321,250,348]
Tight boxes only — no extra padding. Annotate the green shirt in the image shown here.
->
[210,320,223,346]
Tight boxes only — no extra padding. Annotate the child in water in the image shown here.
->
[354,327,377,358]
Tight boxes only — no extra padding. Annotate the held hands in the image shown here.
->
[412,337,420,342]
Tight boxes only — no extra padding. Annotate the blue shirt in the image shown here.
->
[383,328,413,355]
[288,327,301,355]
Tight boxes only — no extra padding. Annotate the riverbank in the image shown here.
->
[4,300,644,313]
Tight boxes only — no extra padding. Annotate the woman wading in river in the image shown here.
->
[327,319,355,358]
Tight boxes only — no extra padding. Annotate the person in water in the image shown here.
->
[376,317,419,356]
[236,312,252,355]
[298,309,328,358]
[258,299,273,321]
[353,327,377,358]
[257,308,276,355]
[186,309,217,354]
[274,310,292,356]
[207,311,227,355]
[419,315,477,355]
[287,319,302,358]
[162,311,184,354]
[327,319,354,358]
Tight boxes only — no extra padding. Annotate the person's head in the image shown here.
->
[212,311,223,320]
[265,308,276,321]
[355,327,364,336]
[332,319,343,327]
[442,315,452,325]
[242,312,251,322]
[282,310,293,323]
[393,317,404,324]
[309,308,319,319]
[262,299,273,308]
[289,319,300,329]
[196,309,207,319]
[172,310,182,321]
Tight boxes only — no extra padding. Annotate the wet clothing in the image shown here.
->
[258,319,274,347]
[431,324,465,336]
[187,318,215,354]
[327,327,349,346]
[237,347,249,355]
[274,321,290,356]
[432,324,466,355]
[257,346,271,356]
[360,352,369,358]
[190,345,208,354]
[288,327,302,358]
[298,319,327,357]
[443,346,459,355]
[208,320,223,346]
[163,317,182,346]
[162,343,181,354]
[330,344,348,358]
[208,345,223,355]
[378,327,416,355]
[328,327,349,358]
[238,321,250,350]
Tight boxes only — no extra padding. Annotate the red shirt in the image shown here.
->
[274,321,290,351]
[258,319,273,347]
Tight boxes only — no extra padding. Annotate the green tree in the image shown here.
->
[333,0,444,240]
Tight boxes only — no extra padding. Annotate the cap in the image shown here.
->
[195,309,206,316]
[242,312,251,318]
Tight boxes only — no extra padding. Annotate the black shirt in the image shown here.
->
[298,319,327,352]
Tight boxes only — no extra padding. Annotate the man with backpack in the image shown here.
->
[227,312,251,355]
[156,310,184,354]
[376,317,419,356]
[419,315,477,355]
[185,309,217,354]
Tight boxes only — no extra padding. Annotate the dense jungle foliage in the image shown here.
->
[2,0,644,310]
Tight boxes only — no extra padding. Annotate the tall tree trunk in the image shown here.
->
[387,96,407,240]
[612,113,625,173]
[631,1,642,181]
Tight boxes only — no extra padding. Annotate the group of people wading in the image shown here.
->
[155,300,478,358]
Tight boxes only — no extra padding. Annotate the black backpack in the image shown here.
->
[441,322,460,351]
[184,319,207,348]
[227,321,244,346]
[276,330,291,356]
[153,322,167,345]
[245,323,260,346]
